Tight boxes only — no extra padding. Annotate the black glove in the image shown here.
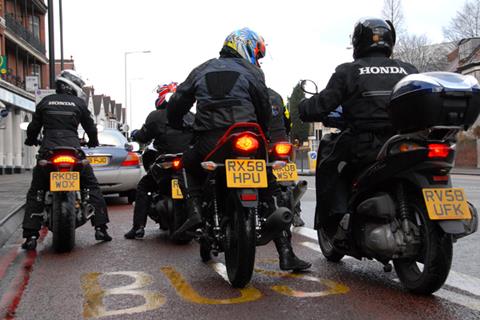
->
[87,138,99,148]
[24,137,39,146]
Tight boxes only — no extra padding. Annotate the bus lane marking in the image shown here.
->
[160,266,262,305]
[81,271,165,318]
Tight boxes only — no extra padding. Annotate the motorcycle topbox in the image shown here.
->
[388,72,480,133]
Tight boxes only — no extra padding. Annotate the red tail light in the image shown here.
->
[234,133,259,154]
[121,152,140,166]
[428,144,451,159]
[274,142,292,157]
[52,155,76,166]
[172,158,182,170]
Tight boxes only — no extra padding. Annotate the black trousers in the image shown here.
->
[314,130,391,229]
[22,164,109,237]
[132,171,170,227]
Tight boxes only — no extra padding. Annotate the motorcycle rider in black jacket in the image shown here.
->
[22,70,112,250]
[299,18,418,244]
[124,83,194,239]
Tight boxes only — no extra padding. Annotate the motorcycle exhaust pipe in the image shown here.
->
[292,180,308,207]
[257,207,293,246]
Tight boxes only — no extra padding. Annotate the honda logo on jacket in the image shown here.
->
[359,66,408,75]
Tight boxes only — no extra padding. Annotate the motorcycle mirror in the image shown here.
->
[126,142,140,152]
[19,122,29,131]
[299,79,318,95]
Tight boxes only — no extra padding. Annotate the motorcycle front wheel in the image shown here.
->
[317,227,344,262]
[224,192,256,288]
[51,192,76,253]
[393,196,453,295]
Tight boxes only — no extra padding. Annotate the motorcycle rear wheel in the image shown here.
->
[51,192,76,253]
[169,200,193,245]
[393,197,452,295]
[224,193,256,288]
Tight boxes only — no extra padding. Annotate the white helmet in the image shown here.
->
[56,69,86,99]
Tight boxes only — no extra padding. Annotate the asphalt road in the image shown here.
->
[0,175,479,320]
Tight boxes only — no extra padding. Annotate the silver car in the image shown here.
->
[82,128,144,202]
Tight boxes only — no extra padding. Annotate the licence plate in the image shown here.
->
[225,159,267,188]
[422,188,471,220]
[273,162,298,182]
[171,179,183,199]
[50,172,80,192]
[87,156,109,166]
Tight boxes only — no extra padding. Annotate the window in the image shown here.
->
[32,64,41,88]
[29,15,40,40]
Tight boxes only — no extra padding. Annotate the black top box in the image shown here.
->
[388,72,480,133]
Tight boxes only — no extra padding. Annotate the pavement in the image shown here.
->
[0,171,31,247]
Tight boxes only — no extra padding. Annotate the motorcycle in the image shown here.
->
[196,122,293,288]
[145,150,192,244]
[301,72,479,295]
[33,147,93,253]
[270,141,308,224]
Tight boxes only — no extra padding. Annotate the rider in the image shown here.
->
[22,69,112,250]
[168,28,310,271]
[299,18,418,243]
[124,82,194,239]
[268,87,305,227]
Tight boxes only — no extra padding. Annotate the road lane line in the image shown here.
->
[0,247,20,281]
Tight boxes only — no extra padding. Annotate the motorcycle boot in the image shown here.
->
[172,196,202,238]
[332,213,350,251]
[21,236,38,251]
[274,232,311,271]
[95,225,112,241]
[124,226,145,239]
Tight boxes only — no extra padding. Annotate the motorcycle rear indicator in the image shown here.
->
[121,152,140,166]
[52,155,76,165]
[428,143,450,159]
[172,159,182,170]
[234,133,259,154]
[274,142,292,157]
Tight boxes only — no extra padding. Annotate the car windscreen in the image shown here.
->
[98,130,128,147]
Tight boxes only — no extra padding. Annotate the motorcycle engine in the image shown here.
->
[361,220,413,259]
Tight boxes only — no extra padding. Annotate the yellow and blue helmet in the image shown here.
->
[223,28,266,67]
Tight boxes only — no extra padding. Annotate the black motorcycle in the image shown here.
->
[33,147,94,252]
[303,72,479,295]
[196,122,293,288]
[146,152,192,244]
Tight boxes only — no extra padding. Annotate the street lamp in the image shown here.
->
[124,50,150,128]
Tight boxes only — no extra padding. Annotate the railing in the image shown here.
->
[4,13,46,55]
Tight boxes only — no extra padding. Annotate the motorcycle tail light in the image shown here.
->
[172,158,182,170]
[428,143,451,159]
[274,142,292,157]
[240,194,257,201]
[233,133,259,154]
[121,152,140,166]
[52,155,76,166]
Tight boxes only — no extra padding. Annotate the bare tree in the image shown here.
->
[443,0,480,42]
[381,0,405,36]
[395,34,450,72]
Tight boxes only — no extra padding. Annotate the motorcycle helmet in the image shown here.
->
[351,18,396,59]
[56,69,86,98]
[222,27,266,67]
[155,82,178,109]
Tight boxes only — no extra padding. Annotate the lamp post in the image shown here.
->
[128,77,143,130]
[124,50,150,129]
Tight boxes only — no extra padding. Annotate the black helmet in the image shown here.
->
[352,18,396,59]
[55,69,86,98]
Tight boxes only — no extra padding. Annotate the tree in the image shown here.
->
[394,34,450,71]
[443,0,480,42]
[288,84,309,143]
[381,0,406,36]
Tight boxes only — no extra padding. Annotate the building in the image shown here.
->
[55,57,74,75]
[0,0,49,174]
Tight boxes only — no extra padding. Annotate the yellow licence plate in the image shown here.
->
[50,171,80,192]
[273,162,298,182]
[422,188,471,220]
[87,156,109,166]
[171,179,184,199]
[225,159,267,188]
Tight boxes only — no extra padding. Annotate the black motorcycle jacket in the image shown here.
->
[268,88,291,143]
[299,52,418,131]
[167,56,271,136]
[134,108,194,154]
[27,93,98,151]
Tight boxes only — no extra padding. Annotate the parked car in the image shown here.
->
[80,128,144,203]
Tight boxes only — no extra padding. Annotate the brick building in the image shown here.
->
[0,0,49,174]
